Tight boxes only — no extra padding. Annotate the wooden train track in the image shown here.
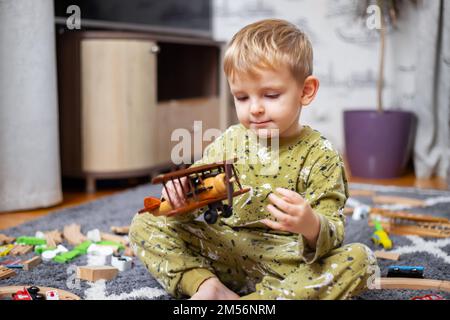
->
[0,286,81,300]
[369,208,450,238]
[377,278,450,292]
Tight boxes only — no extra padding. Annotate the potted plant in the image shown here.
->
[344,0,417,179]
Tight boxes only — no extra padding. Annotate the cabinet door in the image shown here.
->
[81,39,157,173]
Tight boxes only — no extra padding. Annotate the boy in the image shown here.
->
[129,19,377,300]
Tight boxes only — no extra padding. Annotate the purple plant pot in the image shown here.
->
[344,110,416,179]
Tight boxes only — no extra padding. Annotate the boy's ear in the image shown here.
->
[299,76,319,106]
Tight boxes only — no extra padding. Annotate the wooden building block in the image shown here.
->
[10,245,33,256]
[100,232,128,246]
[0,234,15,245]
[63,224,87,246]
[76,266,119,282]
[374,251,400,261]
[45,230,63,247]
[0,266,16,280]
[23,256,42,271]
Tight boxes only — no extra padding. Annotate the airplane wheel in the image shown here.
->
[221,204,233,218]
[204,209,218,224]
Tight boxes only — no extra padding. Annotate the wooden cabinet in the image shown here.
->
[57,31,230,192]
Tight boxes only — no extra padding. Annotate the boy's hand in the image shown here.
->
[159,176,189,214]
[260,187,321,248]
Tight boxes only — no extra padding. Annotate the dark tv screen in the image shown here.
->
[54,0,212,32]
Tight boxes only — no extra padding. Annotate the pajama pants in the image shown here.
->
[129,212,377,300]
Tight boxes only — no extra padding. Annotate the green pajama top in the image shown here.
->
[176,123,349,265]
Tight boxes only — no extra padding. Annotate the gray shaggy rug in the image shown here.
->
[1,183,449,300]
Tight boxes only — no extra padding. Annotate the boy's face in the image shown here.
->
[228,65,307,139]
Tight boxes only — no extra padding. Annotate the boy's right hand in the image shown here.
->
[160,176,189,213]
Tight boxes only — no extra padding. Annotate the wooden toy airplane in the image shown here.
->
[139,159,251,224]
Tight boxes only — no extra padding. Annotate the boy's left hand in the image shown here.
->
[260,187,321,244]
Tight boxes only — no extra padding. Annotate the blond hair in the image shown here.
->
[223,19,313,83]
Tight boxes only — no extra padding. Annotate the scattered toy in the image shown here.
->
[0,234,15,245]
[9,245,33,256]
[352,205,370,221]
[371,220,393,250]
[374,250,400,261]
[411,294,445,300]
[0,265,16,280]
[111,254,133,271]
[0,244,14,257]
[87,229,102,242]
[41,245,68,261]
[15,236,46,246]
[53,240,92,263]
[23,256,42,271]
[63,224,87,246]
[76,265,119,282]
[111,226,129,235]
[387,266,424,278]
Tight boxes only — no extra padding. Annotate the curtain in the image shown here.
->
[413,0,450,183]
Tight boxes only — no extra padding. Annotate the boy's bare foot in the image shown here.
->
[190,277,240,300]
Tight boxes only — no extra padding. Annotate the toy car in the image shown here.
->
[371,220,393,250]
[371,230,393,250]
[387,266,424,278]
[12,286,45,300]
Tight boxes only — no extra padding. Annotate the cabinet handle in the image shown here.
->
[150,45,160,54]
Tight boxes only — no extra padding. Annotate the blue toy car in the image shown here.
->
[387,266,424,278]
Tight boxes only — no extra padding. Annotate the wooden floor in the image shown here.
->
[0,169,448,231]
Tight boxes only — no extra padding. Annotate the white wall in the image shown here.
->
[213,0,420,152]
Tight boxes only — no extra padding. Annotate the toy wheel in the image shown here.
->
[34,293,45,300]
[27,286,40,295]
[204,209,218,224]
[221,204,233,218]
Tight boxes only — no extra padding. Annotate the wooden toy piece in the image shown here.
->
[76,266,119,282]
[110,226,130,235]
[124,246,135,257]
[0,234,15,245]
[374,251,400,261]
[23,256,42,271]
[63,224,87,246]
[369,208,450,238]
[0,286,80,300]
[378,278,450,292]
[372,195,425,207]
[9,245,33,256]
[343,207,354,216]
[140,159,250,225]
[349,189,376,197]
[0,265,16,280]
[44,229,63,247]
[100,232,129,246]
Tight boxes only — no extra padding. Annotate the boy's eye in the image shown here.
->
[265,94,280,99]
[235,96,248,101]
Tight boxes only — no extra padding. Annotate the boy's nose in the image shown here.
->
[249,101,265,115]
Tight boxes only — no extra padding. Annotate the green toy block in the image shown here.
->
[15,236,46,246]
[53,240,92,263]
[96,240,125,251]
[34,245,56,254]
